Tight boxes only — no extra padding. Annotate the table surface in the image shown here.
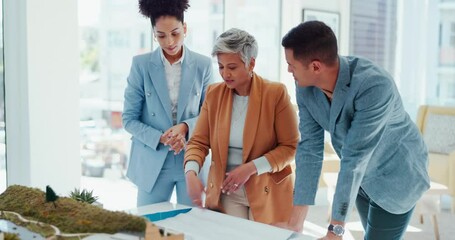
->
[128,202,328,240]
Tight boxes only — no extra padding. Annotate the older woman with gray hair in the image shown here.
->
[183,28,299,224]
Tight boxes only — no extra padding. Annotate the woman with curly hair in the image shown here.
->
[122,0,214,207]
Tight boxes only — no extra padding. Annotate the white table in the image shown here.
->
[128,202,327,240]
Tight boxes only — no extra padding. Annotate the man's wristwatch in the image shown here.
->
[328,224,345,236]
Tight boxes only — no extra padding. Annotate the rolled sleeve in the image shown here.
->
[253,156,272,175]
[184,160,200,176]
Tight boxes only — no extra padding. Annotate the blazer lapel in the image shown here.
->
[315,88,331,118]
[217,86,233,171]
[329,57,351,133]
[177,47,195,122]
[303,88,330,130]
[148,49,173,124]
[242,73,262,162]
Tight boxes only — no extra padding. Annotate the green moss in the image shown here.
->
[0,185,147,236]
[56,235,91,240]
[3,232,20,240]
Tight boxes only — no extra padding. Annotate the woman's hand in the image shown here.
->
[161,123,188,154]
[272,205,308,233]
[185,171,205,207]
[221,162,257,194]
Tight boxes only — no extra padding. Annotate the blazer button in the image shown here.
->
[264,186,270,193]
[151,112,155,116]
[195,92,200,96]
[146,92,151,97]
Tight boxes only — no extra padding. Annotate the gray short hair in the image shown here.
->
[212,28,258,68]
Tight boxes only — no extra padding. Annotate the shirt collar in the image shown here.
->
[160,46,185,65]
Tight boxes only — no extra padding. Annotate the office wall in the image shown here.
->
[4,0,80,194]
[280,0,351,103]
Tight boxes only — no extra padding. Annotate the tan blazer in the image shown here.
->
[184,73,299,224]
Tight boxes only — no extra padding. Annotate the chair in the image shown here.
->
[416,182,449,240]
[416,105,455,213]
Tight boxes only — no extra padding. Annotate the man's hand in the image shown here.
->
[319,220,345,240]
[272,205,309,233]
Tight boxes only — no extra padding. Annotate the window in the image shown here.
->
[440,19,455,66]
[350,0,397,75]
[107,30,130,48]
[451,22,455,47]
[224,0,282,81]
[79,0,151,210]
[185,0,224,57]
[0,0,5,193]
[183,0,224,81]
[436,0,455,104]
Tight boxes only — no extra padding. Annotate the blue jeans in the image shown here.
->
[136,153,192,207]
[356,188,414,240]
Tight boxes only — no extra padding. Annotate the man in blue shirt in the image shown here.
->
[278,21,430,240]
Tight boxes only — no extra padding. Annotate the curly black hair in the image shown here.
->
[139,0,190,26]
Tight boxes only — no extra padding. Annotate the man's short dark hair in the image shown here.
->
[282,21,338,66]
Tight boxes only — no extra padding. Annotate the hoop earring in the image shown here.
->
[249,72,253,78]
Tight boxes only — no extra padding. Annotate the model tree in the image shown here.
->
[45,185,59,208]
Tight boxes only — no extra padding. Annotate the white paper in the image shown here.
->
[154,207,311,240]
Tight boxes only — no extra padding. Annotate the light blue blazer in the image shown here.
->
[122,46,213,192]
[294,56,430,222]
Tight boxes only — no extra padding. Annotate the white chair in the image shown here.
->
[416,182,449,240]
[416,105,455,213]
